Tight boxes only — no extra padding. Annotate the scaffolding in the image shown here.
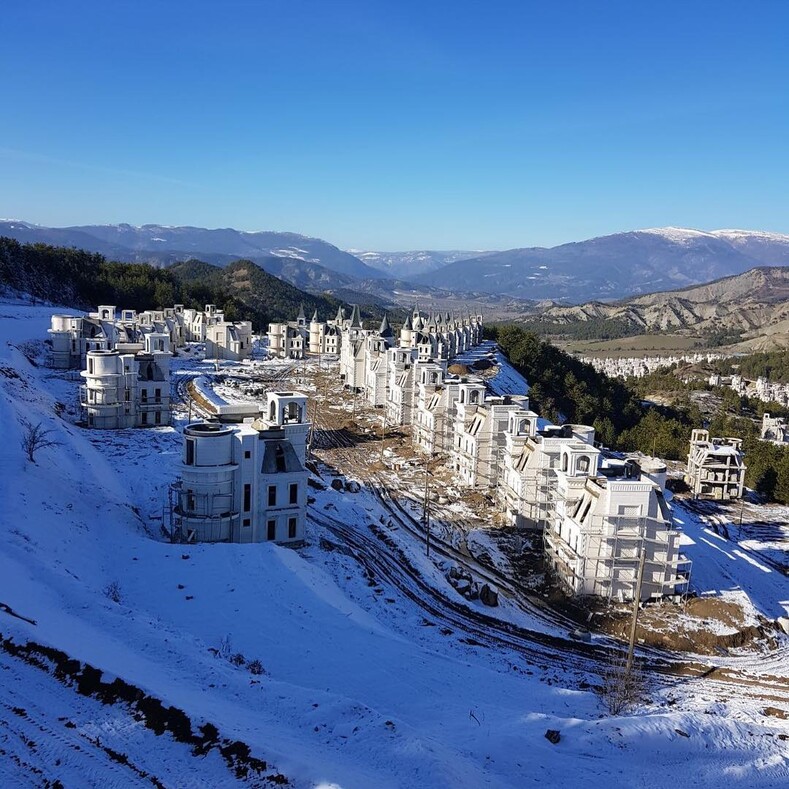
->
[544,513,691,602]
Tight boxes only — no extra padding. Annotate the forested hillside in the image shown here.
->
[492,324,789,504]
[0,237,386,329]
[712,349,789,383]
[490,324,698,454]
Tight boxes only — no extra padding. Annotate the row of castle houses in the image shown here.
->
[267,304,484,361]
[49,304,253,429]
[376,350,692,602]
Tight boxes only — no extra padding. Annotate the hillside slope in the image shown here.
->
[2,298,789,787]
[0,236,363,329]
[537,266,789,348]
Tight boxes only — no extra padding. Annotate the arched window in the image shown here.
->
[578,456,590,473]
[561,453,569,472]
[269,401,277,421]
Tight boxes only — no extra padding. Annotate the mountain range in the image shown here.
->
[412,228,789,301]
[0,220,384,288]
[348,249,494,278]
[4,221,789,308]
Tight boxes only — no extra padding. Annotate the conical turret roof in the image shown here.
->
[349,304,363,329]
[379,313,394,338]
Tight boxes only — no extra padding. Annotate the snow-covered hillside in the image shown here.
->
[1,297,788,788]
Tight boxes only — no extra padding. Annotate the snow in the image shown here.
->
[1,297,788,787]
[454,340,530,396]
[639,227,719,243]
[712,229,789,243]
[674,502,789,622]
[191,374,231,409]
[638,227,789,245]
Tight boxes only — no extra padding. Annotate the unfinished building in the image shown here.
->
[685,429,746,500]
[761,413,789,444]
[80,331,172,429]
[545,457,690,602]
[498,422,596,531]
[170,392,309,544]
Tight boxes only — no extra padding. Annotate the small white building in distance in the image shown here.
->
[545,457,690,602]
[685,429,746,500]
[761,412,789,444]
[205,319,253,361]
[171,392,310,544]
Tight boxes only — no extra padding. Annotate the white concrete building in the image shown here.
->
[80,331,172,429]
[497,421,597,530]
[171,392,309,544]
[762,412,789,443]
[267,304,308,360]
[206,319,253,361]
[269,304,348,359]
[451,386,530,489]
[48,302,233,371]
[412,361,461,455]
[685,429,746,500]
[339,305,367,392]
[308,308,342,356]
[385,346,419,426]
[545,457,690,602]
[363,315,396,407]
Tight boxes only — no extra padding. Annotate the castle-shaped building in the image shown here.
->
[171,392,310,544]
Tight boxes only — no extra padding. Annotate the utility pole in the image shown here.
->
[625,532,647,677]
[380,408,387,464]
[308,364,323,457]
[423,453,432,557]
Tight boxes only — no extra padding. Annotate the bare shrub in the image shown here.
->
[103,581,122,604]
[217,634,233,660]
[247,659,265,675]
[20,419,61,463]
[598,652,646,715]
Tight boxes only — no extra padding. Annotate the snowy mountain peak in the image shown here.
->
[637,227,718,243]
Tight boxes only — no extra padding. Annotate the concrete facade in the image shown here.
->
[171,392,310,544]
[685,429,746,500]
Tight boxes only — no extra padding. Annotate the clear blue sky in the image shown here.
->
[2,0,788,250]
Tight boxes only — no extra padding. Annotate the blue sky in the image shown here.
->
[2,0,788,249]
